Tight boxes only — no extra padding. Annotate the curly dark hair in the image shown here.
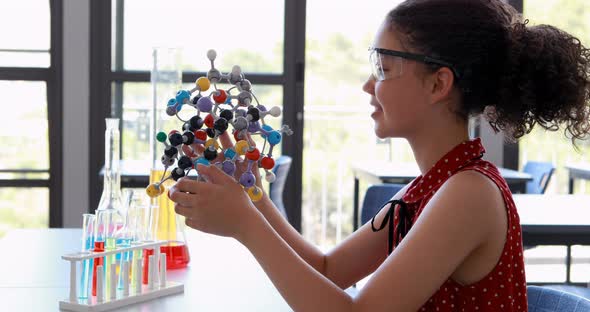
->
[387,0,590,144]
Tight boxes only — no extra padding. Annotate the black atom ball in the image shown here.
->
[220,109,233,121]
[164,146,178,157]
[206,128,216,138]
[183,122,195,132]
[177,156,192,170]
[203,148,218,161]
[171,168,186,181]
[247,107,260,122]
[169,133,183,146]
[182,131,195,145]
[190,115,204,130]
[214,118,229,133]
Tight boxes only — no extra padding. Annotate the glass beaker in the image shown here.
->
[150,47,190,269]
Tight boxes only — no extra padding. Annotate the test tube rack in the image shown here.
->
[59,240,184,312]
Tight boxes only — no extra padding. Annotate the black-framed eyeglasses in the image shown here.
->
[369,47,460,81]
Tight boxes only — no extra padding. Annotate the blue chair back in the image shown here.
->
[528,285,590,311]
[545,285,590,301]
[360,184,405,226]
[269,155,292,218]
[523,161,555,194]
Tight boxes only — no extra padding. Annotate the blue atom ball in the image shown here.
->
[268,131,282,145]
[175,90,190,104]
[224,148,237,160]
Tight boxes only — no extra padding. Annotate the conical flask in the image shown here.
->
[97,118,124,213]
[149,47,190,269]
[93,118,125,296]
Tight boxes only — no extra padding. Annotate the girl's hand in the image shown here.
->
[169,164,260,239]
[191,131,266,196]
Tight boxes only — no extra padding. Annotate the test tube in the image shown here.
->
[79,214,95,299]
[116,190,134,289]
[130,194,149,286]
[143,203,160,284]
[92,209,116,296]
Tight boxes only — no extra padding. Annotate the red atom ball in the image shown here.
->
[213,90,227,104]
[194,130,207,141]
[245,148,260,161]
[260,157,275,170]
[204,114,215,128]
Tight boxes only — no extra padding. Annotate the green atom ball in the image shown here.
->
[156,131,167,142]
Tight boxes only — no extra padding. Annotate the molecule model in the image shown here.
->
[146,49,293,202]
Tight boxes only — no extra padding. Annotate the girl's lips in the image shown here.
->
[371,104,383,118]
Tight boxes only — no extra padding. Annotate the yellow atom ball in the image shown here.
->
[196,77,210,91]
[204,138,220,150]
[235,140,249,156]
[247,186,264,202]
[158,184,166,195]
[146,183,161,198]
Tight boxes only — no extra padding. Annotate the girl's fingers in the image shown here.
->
[218,131,234,150]
[174,203,193,218]
[169,186,195,206]
[192,143,205,154]
[173,178,200,194]
[213,153,225,164]
[245,132,256,147]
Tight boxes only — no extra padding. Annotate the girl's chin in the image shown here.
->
[374,122,404,139]
[373,125,390,139]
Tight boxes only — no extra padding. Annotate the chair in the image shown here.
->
[523,161,556,194]
[527,285,590,311]
[360,184,405,226]
[269,155,292,219]
[546,285,590,301]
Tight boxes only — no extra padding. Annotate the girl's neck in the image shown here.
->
[408,123,470,175]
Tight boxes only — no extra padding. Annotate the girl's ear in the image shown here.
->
[428,67,455,105]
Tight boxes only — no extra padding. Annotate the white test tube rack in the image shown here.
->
[59,240,184,312]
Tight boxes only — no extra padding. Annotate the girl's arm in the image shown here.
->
[253,184,410,289]
[236,170,504,311]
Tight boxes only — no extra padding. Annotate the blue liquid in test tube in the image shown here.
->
[117,238,132,289]
[79,214,95,299]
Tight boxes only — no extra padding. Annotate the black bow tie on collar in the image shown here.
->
[371,199,411,255]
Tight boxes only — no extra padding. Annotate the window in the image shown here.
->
[520,0,590,285]
[519,0,590,195]
[90,0,300,226]
[0,0,62,238]
[304,1,412,247]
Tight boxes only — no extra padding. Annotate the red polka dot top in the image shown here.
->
[372,138,527,311]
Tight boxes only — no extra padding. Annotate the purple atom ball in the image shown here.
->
[222,160,236,176]
[197,96,213,112]
[239,172,256,188]
[248,121,261,132]
[166,106,177,116]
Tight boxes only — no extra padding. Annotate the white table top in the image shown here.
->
[352,161,533,183]
[514,194,590,226]
[0,228,291,311]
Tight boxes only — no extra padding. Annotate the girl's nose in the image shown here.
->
[362,75,375,95]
